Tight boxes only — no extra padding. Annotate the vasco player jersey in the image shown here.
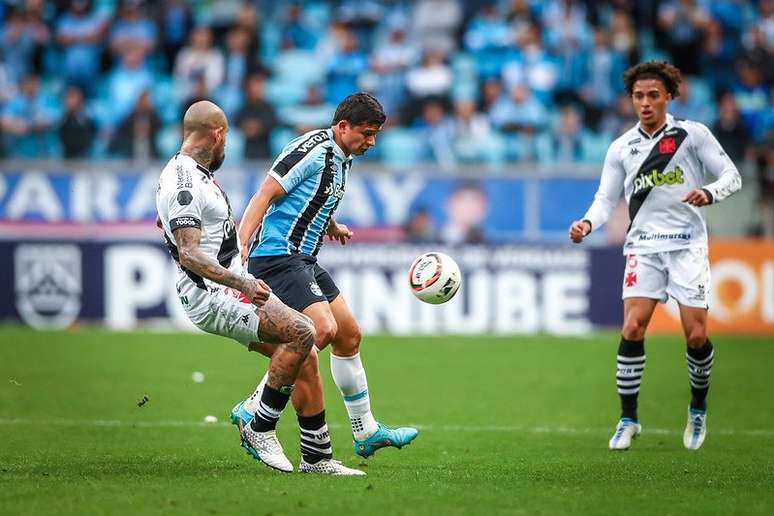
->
[583,114,742,255]
[251,128,351,258]
[156,153,242,294]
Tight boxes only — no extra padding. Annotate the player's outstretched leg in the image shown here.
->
[239,296,315,472]
[327,297,418,458]
[683,339,713,450]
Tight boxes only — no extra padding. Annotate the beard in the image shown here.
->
[210,148,225,171]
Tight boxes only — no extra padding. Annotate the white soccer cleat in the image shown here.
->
[609,418,642,450]
[240,425,293,473]
[299,458,366,476]
[683,408,707,450]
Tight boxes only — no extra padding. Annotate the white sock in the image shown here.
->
[244,372,268,414]
[330,352,378,440]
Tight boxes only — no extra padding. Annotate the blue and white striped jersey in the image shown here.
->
[251,128,352,257]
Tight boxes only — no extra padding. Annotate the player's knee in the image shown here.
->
[314,318,337,348]
[333,324,361,356]
[686,327,708,349]
[622,317,648,340]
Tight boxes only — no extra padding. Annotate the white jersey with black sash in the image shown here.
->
[583,113,742,255]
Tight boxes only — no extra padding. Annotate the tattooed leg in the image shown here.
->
[255,296,316,390]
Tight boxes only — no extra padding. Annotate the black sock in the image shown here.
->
[687,339,714,411]
[298,411,333,464]
[617,337,645,420]
[250,384,290,432]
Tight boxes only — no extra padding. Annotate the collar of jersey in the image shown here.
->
[326,128,352,162]
[636,113,674,140]
[176,152,212,178]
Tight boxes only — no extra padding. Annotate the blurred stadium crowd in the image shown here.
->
[0,0,772,176]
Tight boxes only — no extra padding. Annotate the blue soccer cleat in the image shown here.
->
[230,400,253,431]
[353,423,419,458]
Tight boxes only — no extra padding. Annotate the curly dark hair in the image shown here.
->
[623,61,682,98]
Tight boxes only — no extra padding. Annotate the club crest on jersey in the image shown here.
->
[309,282,323,296]
[624,271,637,287]
[632,166,685,194]
[14,244,82,329]
[659,137,677,154]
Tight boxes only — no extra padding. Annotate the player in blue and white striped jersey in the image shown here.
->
[236,93,418,470]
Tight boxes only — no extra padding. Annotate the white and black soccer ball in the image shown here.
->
[408,252,462,304]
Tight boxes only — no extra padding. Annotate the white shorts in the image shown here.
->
[621,247,710,309]
[181,280,264,347]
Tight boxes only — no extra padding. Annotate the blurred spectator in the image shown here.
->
[218,27,255,117]
[580,27,627,130]
[609,9,639,65]
[1,73,59,157]
[237,73,277,160]
[59,86,95,158]
[741,26,774,86]
[412,0,462,55]
[55,0,107,96]
[107,46,153,123]
[506,0,538,44]
[552,105,584,162]
[657,0,709,75]
[756,0,774,50]
[1,1,51,82]
[732,59,770,139]
[756,131,774,237]
[174,26,224,104]
[464,4,513,53]
[502,23,559,103]
[452,99,497,163]
[703,17,738,93]
[281,3,317,50]
[414,100,455,167]
[478,77,504,113]
[489,84,548,134]
[670,79,715,127]
[281,85,334,134]
[153,0,193,71]
[542,0,592,53]
[442,182,488,245]
[404,49,453,121]
[601,93,638,137]
[109,90,160,160]
[405,207,439,244]
[109,0,157,64]
[712,92,749,163]
[370,24,417,118]
[325,27,368,103]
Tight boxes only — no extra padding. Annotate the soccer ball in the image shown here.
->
[408,252,462,304]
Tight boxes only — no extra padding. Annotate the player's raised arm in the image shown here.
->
[238,174,286,262]
[682,123,742,207]
[569,142,625,243]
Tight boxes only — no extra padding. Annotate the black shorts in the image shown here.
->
[247,254,340,312]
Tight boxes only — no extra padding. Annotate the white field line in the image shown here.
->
[1,417,773,437]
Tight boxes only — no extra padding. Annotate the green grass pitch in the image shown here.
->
[1,326,772,515]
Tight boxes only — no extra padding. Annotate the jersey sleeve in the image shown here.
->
[267,143,324,193]
[692,122,742,203]
[167,171,206,232]
[582,140,625,231]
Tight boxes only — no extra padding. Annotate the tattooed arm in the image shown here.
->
[174,226,271,305]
